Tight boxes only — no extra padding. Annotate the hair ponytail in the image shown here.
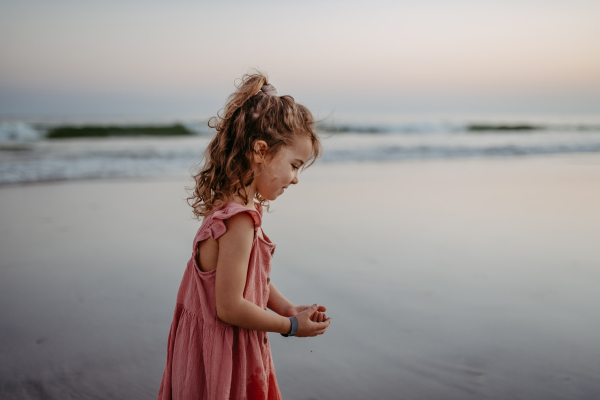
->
[188,71,322,219]
[210,73,268,131]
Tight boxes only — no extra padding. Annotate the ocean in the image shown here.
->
[1,114,600,185]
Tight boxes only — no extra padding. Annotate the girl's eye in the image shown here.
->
[292,164,299,170]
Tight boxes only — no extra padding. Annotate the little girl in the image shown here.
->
[158,72,332,400]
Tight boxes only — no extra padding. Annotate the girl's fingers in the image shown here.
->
[315,324,330,334]
[301,305,326,313]
[310,312,324,323]
[300,322,330,337]
[312,320,330,330]
[310,312,324,322]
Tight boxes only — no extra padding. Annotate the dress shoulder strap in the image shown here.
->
[194,202,262,244]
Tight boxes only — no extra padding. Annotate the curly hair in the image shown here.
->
[187,71,322,220]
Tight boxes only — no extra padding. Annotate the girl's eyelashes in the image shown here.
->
[292,164,299,170]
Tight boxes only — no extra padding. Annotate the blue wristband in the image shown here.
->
[281,316,298,337]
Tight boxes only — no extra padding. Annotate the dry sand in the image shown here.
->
[1,154,600,399]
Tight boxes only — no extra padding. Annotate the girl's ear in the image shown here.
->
[253,140,269,164]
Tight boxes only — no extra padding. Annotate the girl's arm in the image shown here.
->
[268,282,328,321]
[215,213,330,336]
[267,281,295,316]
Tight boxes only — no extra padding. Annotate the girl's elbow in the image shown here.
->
[216,301,237,324]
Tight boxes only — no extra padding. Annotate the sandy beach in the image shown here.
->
[1,154,600,399]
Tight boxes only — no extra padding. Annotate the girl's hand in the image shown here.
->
[310,310,328,323]
[282,304,327,320]
[294,304,332,338]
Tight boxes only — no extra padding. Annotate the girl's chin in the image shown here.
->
[259,189,282,201]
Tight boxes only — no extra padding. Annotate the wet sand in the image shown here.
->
[1,154,600,399]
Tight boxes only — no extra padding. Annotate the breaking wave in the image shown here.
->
[2,118,600,184]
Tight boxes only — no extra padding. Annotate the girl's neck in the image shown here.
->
[230,184,258,209]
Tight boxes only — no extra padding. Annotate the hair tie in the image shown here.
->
[260,84,278,96]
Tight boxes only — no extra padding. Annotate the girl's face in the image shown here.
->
[253,137,313,201]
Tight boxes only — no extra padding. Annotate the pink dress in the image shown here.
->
[158,201,282,400]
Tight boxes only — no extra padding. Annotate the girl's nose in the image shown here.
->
[291,175,299,185]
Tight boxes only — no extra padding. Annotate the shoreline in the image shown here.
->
[2,151,600,189]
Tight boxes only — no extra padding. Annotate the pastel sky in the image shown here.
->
[1,0,599,118]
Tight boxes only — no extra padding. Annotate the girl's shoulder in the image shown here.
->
[196,202,262,243]
[212,201,262,224]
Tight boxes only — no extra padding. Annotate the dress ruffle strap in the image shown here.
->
[195,203,262,244]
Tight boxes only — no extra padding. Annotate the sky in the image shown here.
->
[1,0,599,120]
